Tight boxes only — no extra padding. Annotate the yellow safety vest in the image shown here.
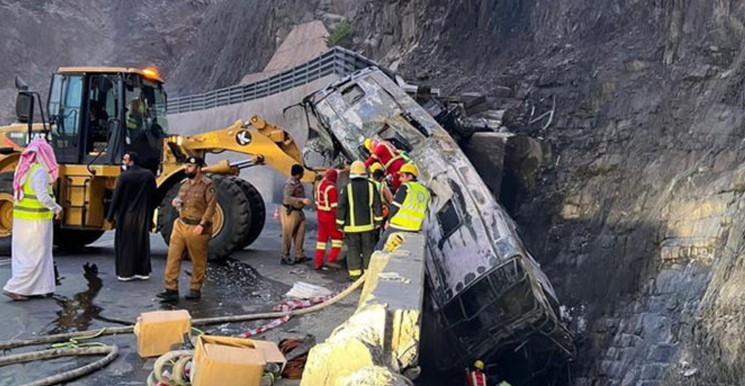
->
[389,181,430,231]
[13,164,55,220]
[344,181,376,233]
[369,178,385,203]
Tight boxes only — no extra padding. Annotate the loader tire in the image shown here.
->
[0,173,14,255]
[158,175,251,261]
[54,229,105,251]
[229,177,266,250]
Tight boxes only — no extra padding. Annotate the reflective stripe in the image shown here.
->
[331,240,343,247]
[389,181,430,231]
[316,184,335,211]
[13,164,55,221]
[370,179,385,204]
[344,181,375,232]
[348,269,363,276]
[468,372,486,386]
[316,242,327,250]
[380,142,403,169]
[13,206,52,213]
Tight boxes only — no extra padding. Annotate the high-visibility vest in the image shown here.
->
[343,181,376,233]
[369,179,385,203]
[379,142,403,169]
[466,371,487,386]
[389,181,430,231]
[370,178,390,217]
[13,164,55,220]
[316,180,337,212]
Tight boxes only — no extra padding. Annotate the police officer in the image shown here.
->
[378,163,431,248]
[157,156,216,301]
[281,164,311,265]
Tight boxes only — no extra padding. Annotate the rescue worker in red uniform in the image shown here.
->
[364,138,406,191]
[314,168,343,270]
[466,360,487,386]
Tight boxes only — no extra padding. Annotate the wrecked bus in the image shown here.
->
[294,67,574,379]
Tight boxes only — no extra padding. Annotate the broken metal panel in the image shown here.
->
[304,67,573,368]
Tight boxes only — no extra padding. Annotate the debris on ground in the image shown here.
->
[284,282,332,299]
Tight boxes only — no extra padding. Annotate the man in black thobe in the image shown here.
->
[106,151,157,281]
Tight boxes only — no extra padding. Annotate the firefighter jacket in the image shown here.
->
[336,176,383,233]
[316,178,338,214]
[364,141,405,174]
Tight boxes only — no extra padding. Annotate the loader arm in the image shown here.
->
[164,115,318,183]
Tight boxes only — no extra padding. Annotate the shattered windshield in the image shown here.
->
[313,77,404,161]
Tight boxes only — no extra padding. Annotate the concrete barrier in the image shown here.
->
[301,232,426,386]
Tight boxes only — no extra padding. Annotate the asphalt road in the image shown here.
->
[0,210,357,385]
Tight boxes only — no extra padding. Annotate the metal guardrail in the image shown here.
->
[166,46,393,114]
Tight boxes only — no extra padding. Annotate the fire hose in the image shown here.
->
[0,273,366,385]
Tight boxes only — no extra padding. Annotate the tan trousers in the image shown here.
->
[281,209,306,259]
[164,219,210,291]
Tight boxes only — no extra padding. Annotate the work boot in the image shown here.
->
[280,258,295,266]
[326,261,343,270]
[185,290,201,300]
[156,289,179,301]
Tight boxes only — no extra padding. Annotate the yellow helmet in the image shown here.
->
[350,160,367,175]
[400,163,418,177]
[364,138,375,152]
[474,360,485,370]
[370,162,384,174]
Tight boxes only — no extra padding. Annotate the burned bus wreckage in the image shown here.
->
[295,67,575,380]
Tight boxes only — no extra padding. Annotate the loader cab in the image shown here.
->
[46,67,168,173]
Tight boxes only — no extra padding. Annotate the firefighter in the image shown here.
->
[157,156,216,301]
[378,163,431,248]
[466,360,487,386]
[336,161,383,280]
[369,162,393,243]
[314,168,343,270]
[363,138,407,191]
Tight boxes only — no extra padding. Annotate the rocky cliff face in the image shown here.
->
[5,1,745,384]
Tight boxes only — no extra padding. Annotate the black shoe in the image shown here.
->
[156,289,179,301]
[326,262,343,270]
[280,258,296,266]
[295,256,310,263]
[185,290,201,300]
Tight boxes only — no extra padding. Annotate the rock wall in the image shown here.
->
[7,1,745,384]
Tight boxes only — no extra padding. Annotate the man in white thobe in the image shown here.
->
[3,140,62,301]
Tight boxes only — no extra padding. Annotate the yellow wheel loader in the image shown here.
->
[0,67,317,260]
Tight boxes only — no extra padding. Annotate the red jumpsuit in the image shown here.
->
[364,141,406,191]
[315,169,343,269]
[466,370,486,386]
